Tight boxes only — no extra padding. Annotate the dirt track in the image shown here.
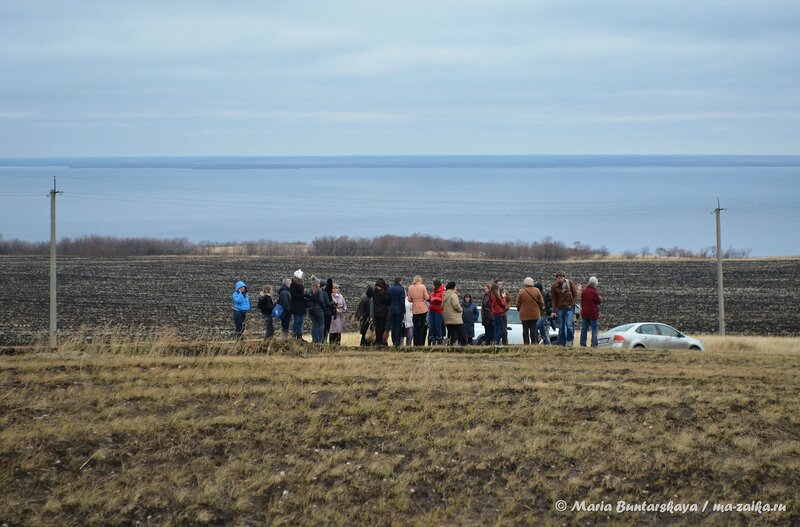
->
[1,256,798,343]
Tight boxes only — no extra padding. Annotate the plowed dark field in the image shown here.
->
[1,256,798,343]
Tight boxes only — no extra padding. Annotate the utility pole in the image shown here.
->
[49,177,63,350]
[713,198,726,336]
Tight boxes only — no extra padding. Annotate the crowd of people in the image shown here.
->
[231,270,604,347]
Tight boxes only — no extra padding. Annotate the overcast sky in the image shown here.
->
[1,1,799,156]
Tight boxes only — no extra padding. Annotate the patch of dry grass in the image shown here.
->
[1,336,798,525]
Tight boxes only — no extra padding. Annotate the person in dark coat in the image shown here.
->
[388,277,406,347]
[289,270,306,339]
[461,294,480,345]
[278,278,292,338]
[372,278,390,346]
[580,276,603,347]
[535,281,553,345]
[307,276,327,344]
[480,284,494,345]
[257,285,275,340]
[323,278,334,341]
[356,285,374,346]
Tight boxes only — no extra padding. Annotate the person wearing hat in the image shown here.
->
[232,280,250,340]
[277,278,292,338]
[443,281,466,346]
[551,271,578,346]
[460,293,480,345]
[580,276,603,347]
[515,277,545,345]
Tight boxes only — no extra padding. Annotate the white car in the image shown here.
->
[474,307,559,345]
[597,322,705,350]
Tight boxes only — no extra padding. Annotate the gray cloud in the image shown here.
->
[0,0,798,155]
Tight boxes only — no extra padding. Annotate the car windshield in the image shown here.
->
[608,324,635,333]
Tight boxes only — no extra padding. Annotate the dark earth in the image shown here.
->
[1,256,798,344]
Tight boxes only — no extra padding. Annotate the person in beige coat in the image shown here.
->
[516,277,545,345]
[407,275,430,346]
[443,281,467,346]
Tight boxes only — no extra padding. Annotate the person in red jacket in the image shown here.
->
[428,279,445,345]
[490,282,507,345]
[579,276,603,347]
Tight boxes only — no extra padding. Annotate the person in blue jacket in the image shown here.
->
[388,277,407,347]
[232,280,250,340]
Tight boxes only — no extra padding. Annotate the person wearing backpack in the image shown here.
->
[257,285,275,340]
[515,277,545,345]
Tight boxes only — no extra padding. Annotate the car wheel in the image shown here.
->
[476,336,486,345]
[689,345,701,350]
[633,344,646,349]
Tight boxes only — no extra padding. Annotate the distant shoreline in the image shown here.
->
[2,154,800,170]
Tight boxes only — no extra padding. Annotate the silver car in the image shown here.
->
[597,322,704,350]
[474,307,559,345]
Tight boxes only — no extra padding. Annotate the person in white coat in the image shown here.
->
[328,283,348,345]
[403,296,414,346]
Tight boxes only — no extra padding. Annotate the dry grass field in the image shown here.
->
[1,336,799,526]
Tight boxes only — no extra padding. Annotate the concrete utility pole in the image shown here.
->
[713,198,726,336]
[49,177,63,350]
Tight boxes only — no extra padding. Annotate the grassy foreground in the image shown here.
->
[1,337,799,526]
